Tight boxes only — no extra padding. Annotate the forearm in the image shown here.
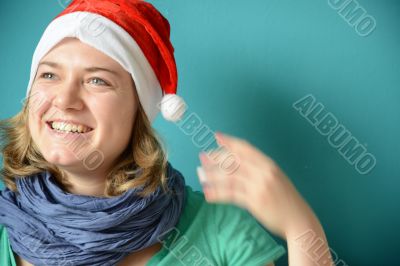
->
[285,210,334,266]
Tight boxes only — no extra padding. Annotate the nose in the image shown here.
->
[52,77,84,111]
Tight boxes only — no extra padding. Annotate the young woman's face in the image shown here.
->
[28,37,138,174]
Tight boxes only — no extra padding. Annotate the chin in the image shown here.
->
[43,150,83,168]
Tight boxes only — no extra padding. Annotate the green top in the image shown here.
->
[0,186,286,266]
[0,226,16,266]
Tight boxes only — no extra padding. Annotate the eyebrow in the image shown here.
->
[38,61,120,76]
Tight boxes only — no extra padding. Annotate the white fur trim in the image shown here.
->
[26,11,162,123]
[160,94,186,122]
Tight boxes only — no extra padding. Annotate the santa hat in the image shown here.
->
[26,0,186,123]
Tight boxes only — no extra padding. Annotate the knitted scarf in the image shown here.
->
[0,162,186,265]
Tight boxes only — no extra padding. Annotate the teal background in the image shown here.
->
[1,0,399,265]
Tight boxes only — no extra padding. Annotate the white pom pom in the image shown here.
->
[160,94,187,122]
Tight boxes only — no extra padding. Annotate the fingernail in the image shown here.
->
[215,131,225,146]
[197,166,208,183]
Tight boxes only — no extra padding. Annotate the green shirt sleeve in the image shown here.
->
[0,225,17,266]
[213,203,286,266]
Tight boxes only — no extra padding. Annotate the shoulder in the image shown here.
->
[166,186,286,265]
[0,224,17,266]
[212,202,286,264]
[0,224,5,238]
[1,224,9,249]
[169,185,211,232]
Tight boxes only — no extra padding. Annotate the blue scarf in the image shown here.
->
[0,162,186,265]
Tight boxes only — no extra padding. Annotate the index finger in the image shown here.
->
[215,131,257,158]
[215,131,275,166]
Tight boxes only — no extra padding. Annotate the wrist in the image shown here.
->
[284,213,333,266]
[284,204,322,240]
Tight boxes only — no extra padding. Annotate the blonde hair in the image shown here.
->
[0,95,171,198]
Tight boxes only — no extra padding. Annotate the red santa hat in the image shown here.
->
[26,0,186,123]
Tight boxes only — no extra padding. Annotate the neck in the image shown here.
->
[60,170,107,197]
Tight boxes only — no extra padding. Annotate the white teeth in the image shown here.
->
[50,122,91,133]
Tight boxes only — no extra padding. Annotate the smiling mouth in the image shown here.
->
[46,121,94,134]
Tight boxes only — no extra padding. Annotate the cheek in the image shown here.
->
[27,111,42,152]
[26,91,53,138]
[92,92,135,121]
[27,87,53,119]
[90,97,136,141]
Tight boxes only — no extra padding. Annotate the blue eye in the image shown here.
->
[90,77,109,86]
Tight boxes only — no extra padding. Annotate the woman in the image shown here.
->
[0,1,333,265]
